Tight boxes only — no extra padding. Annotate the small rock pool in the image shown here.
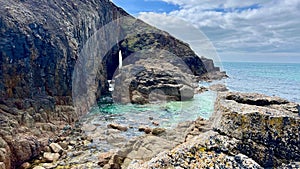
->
[80,91,217,151]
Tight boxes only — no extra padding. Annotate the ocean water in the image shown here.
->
[220,62,300,103]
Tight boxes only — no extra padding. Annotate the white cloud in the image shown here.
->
[138,0,300,62]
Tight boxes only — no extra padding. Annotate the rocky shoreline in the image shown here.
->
[9,90,299,169]
[0,0,299,169]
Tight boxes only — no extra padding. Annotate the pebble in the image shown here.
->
[43,152,60,162]
[144,128,152,134]
[138,126,147,132]
[32,166,45,169]
[69,140,76,145]
[107,123,128,132]
[42,163,57,169]
[152,121,159,126]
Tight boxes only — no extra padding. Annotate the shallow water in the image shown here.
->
[80,91,216,151]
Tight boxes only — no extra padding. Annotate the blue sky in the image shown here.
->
[112,0,180,15]
[112,0,300,63]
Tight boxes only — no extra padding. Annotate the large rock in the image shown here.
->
[112,51,198,104]
[213,92,300,167]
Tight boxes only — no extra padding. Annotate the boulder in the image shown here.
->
[112,53,198,104]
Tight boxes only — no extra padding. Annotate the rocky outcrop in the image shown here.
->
[128,92,300,168]
[200,57,228,81]
[214,92,300,167]
[112,50,197,104]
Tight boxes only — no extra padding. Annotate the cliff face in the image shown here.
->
[0,0,216,168]
[0,0,126,106]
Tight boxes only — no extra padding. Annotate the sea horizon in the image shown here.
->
[213,61,300,103]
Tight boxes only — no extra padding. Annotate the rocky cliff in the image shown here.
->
[0,0,222,168]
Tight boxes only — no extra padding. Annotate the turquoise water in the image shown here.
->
[87,91,216,129]
[80,91,216,151]
[221,62,300,103]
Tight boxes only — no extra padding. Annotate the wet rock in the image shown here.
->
[195,86,209,93]
[152,128,166,136]
[138,126,152,134]
[43,152,60,162]
[144,128,152,134]
[49,143,63,153]
[138,126,147,132]
[151,121,159,126]
[107,124,128,132]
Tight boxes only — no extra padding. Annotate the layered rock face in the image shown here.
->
[130,92,299,168]
[0,0,221,168]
